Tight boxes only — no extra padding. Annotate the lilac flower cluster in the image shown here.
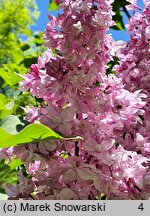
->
[5,0,150,199]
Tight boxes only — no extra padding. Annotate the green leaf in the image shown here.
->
[5,100,14,110]
[0,158,22,185]
[0,115,83,148]
[9,158,23,171]
[0,65,21,87]
[48,1,59,11]
[20,43,30,51]
[21,56,37,68]
[0,67,12,87]
[21,29,33,37]
[60,152,69,159]
[106,56,119,75]
[0,98,6,110]
[34,32,44,46]
[0,97,15,118]
[112,12,124,30]
[0,94,7,104]
[0,123,63,148]
[111,0,131,31]
[0,193,8,200]
[0,115,28,135]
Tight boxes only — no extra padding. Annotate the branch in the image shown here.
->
[122,6,131,19]
[75,141,79,157]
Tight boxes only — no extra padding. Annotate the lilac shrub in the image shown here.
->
[5,0,150,199]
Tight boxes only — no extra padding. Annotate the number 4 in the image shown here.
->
[138,203,144,211]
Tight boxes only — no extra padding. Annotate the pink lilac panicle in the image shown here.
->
[3,0,150,200]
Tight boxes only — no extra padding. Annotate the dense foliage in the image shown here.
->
[0,0,43,198]
[0,0,150,200]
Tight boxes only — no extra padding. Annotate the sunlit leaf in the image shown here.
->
[0,115,28,135]
[48,1,59,11]
[0,193,8,200]
[0,115,83,148]
[0,123,63,148]
[0,98,6,110]
[9,159,23,171]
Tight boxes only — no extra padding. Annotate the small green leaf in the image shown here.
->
[20,43,30,51]
[9,159,23,171]
[48,1,59,11]
[21,29,33,36]
[34,32,44,46]
[112,12,124,30]
[60,152,69,159]
[106,56,119,75]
